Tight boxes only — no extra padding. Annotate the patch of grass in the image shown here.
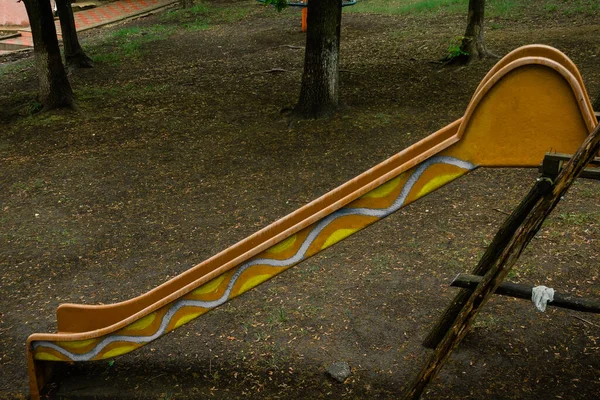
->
[487,0,519,17]
[27,100,43,115]
[543,0,599,16]
[374,113,393,125]
[77,84,132,101]
[89,51,121,66]
[182,20,210,32]
[10,178,45,196]
[473,313,497,330]
[160,3,211,23]
[300,304,322,318]
[89,24,178,63]
[347,0,468,16]
[0,59,35,79]
[161,2,248,27]
[17,112,66,128]
[267,307,288,324]
[556,211,600,226]
[346,0,595,18]
[86,2,251,63]
[446,36,468,59]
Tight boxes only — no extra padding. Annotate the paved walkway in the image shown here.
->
[0,0,176,52]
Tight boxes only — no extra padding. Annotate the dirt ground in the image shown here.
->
[1,1,599,399]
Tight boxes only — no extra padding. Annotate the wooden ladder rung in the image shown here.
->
[539,152,600,180]
[451,273,600,314]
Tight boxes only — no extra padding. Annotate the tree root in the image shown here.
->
[66,51,94,71]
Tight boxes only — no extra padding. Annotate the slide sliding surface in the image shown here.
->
[26,45,597,398]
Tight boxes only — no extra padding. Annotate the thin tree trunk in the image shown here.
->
[293,0,342,119]
[23,0,73,110]
[56,0,94,69]
[458,0,493,63]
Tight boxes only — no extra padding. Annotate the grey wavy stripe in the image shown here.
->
[34,156,474,361]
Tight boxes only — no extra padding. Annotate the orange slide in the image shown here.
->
[27,45,597,398]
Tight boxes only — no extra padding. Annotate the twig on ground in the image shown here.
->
[147,373,167,382]
[260,68,288,74]
[280,45,304,50]
[493,208,510,216]
[0,326,13,335]
[573,315,600,328]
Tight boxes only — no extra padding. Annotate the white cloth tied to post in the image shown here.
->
[531,286,554,312]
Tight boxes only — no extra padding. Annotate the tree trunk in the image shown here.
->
[293,0,342,119]
[56,0,94,69]
[23,0,73,110]
[458,0,492,63]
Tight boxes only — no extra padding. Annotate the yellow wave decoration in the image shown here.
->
[56,338,98,350]
[35,352,64,361]
[321,228,360,250]
[173,311,204,330]
[101,344,140,359]
[361,175,402,199]
[238,273,272,294]
[192,274,226,296]
[416,172,466,199]
[266,234,297,254]
[125,312,157,332]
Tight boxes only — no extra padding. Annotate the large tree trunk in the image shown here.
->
[458,0,493,64]
[293,0,342,119]
[23,0,73,110]
[56,0,94,69]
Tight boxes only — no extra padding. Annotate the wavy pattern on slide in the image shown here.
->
[32,156,475,362]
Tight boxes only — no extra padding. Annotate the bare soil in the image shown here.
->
[1,1,599,399]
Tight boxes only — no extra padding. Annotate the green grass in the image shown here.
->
[160,2,248,27]
[76,84,132,101]
[88,2,250,64]
[0,59,35,79]
[346,0,598,17]
[347,0,485,16]
[556,211,600,226]
[88,24,178,64]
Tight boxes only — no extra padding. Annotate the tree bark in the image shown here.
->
[293,0,342,119]
[458,0,493,64]
[23,0,73,110]
[56,0,94,70]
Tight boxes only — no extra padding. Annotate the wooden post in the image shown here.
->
[302,1,308,32]
[403,121,600,400]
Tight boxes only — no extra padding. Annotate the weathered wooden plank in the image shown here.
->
[539,152,600,180]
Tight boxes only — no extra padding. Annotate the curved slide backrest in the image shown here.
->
[26,45,597,399]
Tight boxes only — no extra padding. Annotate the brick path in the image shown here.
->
[0,0,176,51]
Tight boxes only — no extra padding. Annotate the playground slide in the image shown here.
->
[27,45,598,398]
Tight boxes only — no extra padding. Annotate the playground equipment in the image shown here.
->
[27,45,598,398]
[403,136,600,398]
[258,0,357,32]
